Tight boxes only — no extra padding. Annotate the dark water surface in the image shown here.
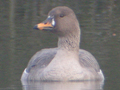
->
[0,0,120,90]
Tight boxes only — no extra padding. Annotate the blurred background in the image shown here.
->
[0,0,120,90]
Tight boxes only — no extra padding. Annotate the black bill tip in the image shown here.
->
[33,25,39,30]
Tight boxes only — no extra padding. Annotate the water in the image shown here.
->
[0,0,120,90]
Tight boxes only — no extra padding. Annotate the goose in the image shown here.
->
[21,6,104,81]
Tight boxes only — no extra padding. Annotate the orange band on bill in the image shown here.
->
[37,22,53,30]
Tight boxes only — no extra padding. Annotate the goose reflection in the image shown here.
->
[21,81,104,90]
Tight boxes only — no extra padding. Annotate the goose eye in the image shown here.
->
[60,14,64,18]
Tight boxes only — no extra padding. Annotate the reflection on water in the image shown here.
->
[21,81,104,90]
